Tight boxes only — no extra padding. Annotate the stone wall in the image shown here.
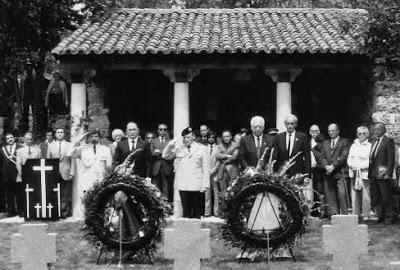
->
[86,82,110,140]
[371,72,400,144]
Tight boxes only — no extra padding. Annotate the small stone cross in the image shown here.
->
[164,218,210,270]
[323,215,368,270]
[11,223,57,270]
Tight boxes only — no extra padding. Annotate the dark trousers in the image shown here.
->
[312,170,325,216]
[371,177,393,220]
[5,181,23,215]
[324,176,349,216]
[152,170,174,202]
[0,179,6,212]
[60,180,72,218]
[179,190,202,219]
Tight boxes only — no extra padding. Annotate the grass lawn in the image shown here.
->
[0,219,399,269]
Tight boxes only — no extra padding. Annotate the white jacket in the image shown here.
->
[347,139,371,179]
[163,141,210,191]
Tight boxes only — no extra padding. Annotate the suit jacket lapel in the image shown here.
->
[375,136,386,156]
[249,136,257,156]
[291,132,300,156]
[281,132,289,158]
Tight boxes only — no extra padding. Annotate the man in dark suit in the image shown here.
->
[0,133,22,216]
[321,123,350,216]
[113,121,150,178]
[272,114,311,177]
[195,124,209,146]
[39,130,54,159]
[369,122,396,224]
[238,116,275,170]
[150,123,174,202]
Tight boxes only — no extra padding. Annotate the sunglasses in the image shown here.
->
[159,128,167,131]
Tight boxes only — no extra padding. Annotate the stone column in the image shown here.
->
[70,73,87,142]
[265,69,302,132]
[70,72,87,219]
[163,69,200,218]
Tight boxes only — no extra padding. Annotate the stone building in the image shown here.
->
[52,8,381,143]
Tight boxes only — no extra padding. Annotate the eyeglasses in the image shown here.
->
[159,128,167,131]
[147,136,154,139]
[358,132,367,135]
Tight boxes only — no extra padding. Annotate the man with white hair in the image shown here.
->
[238,116,275,170]
[272,114,311,177]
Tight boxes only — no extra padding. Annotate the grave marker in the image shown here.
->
[164,218,210,270]
[11,223,57,270]
[323,215,368,270]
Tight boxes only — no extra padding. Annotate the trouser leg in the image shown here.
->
[371,178,384,219]
[362,179,371,217]
[337,177,349,215]
[60,180,72,218]
[191,191,202,219]
[204,180,212,216]
[179,190,191,218]
[212,180,219,216]
[378,180,393,219]
[324,177,338,216]
[6,181,17,215]
[351,177,361,216]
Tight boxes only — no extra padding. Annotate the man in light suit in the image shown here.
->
[150,123,174,202]
[47,128,74,218]
[205,131,220,217]
[321,123,350,216]
[114,121,151,178]
[272,114,311,177]
[163,127,210,219]
[0,133,23,216]
[238,116,275,170]
[369,122,396,224]
[16,132,41,216]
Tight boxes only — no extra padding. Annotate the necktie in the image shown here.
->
[256,136,261,158]
[93,144,96,154]
[133,139,136,150]
[161,138,164,144]
[210,145,213,155]
[371,138,380,157]
[8,146,11,154]
[287,133,292,157]
[331,139,335,149]
[28,146,31,157]
[58,141,62,158]
[187,145,191,153]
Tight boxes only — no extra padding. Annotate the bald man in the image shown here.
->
[238,116,275,170]
[321,123,350,216]
[113,121,151,177]
[272,114,311,177]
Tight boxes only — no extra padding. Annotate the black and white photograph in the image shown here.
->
[0,0,399,269]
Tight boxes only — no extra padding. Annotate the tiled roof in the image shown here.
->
[52,8,368,56]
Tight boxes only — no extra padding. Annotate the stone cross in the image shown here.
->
[11,223,57,270]
[322,215,368,270]
[164,218,210,270]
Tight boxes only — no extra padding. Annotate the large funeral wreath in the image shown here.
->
[82,150,171,260]
[220,151,309,253]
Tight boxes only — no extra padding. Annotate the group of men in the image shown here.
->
[0,115,398,224]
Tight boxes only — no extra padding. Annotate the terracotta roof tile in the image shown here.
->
[52,8,367,56]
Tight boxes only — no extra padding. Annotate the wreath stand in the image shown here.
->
[238,191,296,263]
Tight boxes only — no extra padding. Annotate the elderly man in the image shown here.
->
[321,123,350,216]
[163,127,209,219]
[113,121,150,178]
[273,114,311,177]
[16,132,41,216]
[369,122,396,224]
[238,116,275,170]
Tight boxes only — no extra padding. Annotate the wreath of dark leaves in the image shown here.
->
[82,169,171,260]
[220,171,309,253]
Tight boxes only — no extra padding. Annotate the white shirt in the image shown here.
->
[8,144,16,155]
[331,136,339,148]
[253,134,262,147]
[347,139,372,179]
[128,137,138,151]
[286,131,295,156]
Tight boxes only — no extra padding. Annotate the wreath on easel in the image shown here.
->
[82,149,171,263]
[220,148,309,254]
